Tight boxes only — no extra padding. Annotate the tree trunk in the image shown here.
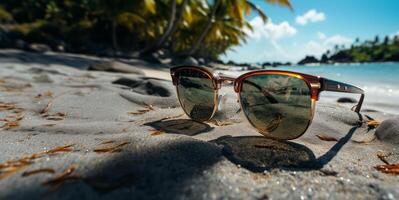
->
[141,0,177,54]
[187,0,220,56]
[112,21,119,52]
[168,0,189,47]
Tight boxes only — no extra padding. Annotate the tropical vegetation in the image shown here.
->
[0,0,292,61]
[299,35,399,64]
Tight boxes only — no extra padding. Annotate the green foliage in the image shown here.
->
[0,0,292,59]
[0,6,12,21]
[325,36,399,62]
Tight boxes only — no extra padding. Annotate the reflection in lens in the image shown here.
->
[176,69,216,122]
[240,74,312,140]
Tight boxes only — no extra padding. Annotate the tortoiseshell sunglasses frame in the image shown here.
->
[170,65,365,140]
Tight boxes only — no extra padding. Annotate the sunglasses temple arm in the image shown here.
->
[319,78,365,113]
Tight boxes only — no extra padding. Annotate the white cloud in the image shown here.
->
[296,9,326,25]
[304,40,327,54]
[317,32,326,40]
[324,35,352,47]
[245,17,297,41]
[303,34,353,57]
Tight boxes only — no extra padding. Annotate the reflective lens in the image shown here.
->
[176,69,216,122]
[239,74,312,140]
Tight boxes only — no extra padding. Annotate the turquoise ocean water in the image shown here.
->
[228,63,399,115]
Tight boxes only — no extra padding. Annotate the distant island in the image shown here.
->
[298,35,399,65]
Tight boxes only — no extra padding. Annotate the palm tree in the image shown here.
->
[141,0,177,54]
[186,0,292,57]
[142,0,194,54]
[95,0,156,51]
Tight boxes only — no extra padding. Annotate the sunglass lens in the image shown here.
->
[176,69,216,122]
[239,74,312,140]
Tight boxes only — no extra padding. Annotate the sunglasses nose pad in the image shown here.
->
[217,93,227,112]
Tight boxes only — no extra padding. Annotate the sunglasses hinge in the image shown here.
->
[310,83,321,89]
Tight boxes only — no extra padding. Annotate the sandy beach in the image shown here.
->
[0,50,398,199]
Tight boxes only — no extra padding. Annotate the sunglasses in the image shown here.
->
[170,66,365,140]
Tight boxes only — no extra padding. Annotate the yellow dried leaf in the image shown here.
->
[367,119,380,129]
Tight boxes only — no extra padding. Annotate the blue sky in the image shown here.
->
[221,0,399,63]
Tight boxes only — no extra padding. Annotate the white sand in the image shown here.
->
[0,50,398,199]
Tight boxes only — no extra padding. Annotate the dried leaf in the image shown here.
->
[44,112,66,121]
[94,142,130,153]
[46,116,65,121]
[45,144,74,154]
[377,152,392,165]
[15,113,25,121]
[40,100,54,115]
[143,103,154,110]
[128,111,145,115]
[100,140,115,145]
[127,104,155,116]
[367,119,380,129]
[43,91,54,98]
[1,120,20,130]
[56,112,66,117]
[39,91,69,115]
[150,129,164,136]
[316,134,338,142]
[0,107,25,130]
[319,169,339,176]
[0,144,74,180]
[0,102,16,111]
[374,164,399,175]
[44,124,57,127]
[374,151,399,175]
[22,168,56,177]
[43,165,79,186]
[0,158,31,180]
[0,165,28,180]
